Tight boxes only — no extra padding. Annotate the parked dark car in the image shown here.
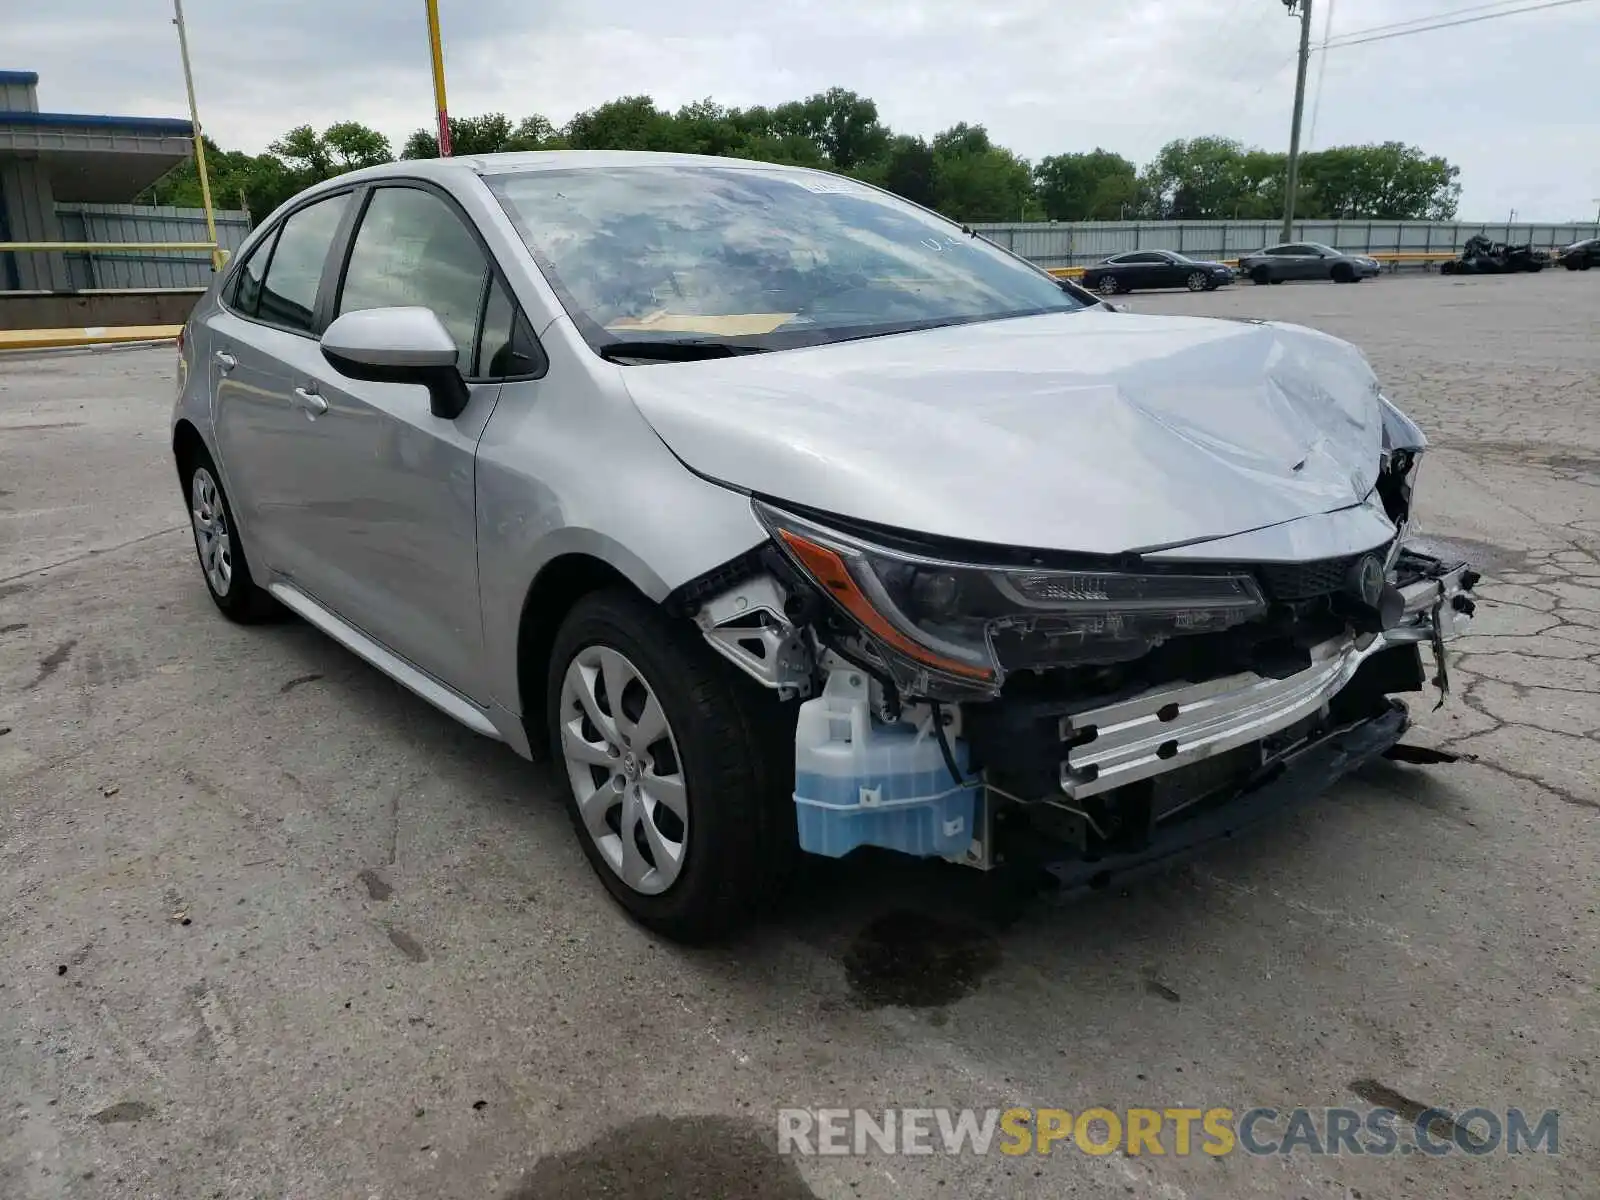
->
[1439,235,1548,275]
[1236,243,1381,285]
[1556,237,1597,270]
[1080,250,1235,295]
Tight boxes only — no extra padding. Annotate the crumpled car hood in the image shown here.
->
[622,309,1388,556]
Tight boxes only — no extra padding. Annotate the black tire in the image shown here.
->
[1251,266,1271,285]
[1269,277,1284,285]
[545,588,797,942]
[1578,258,1591,271]
[1096,275,1120,296]
[1331,264,1354,284]
[179,445,278,622]
[1565,260,1581,271]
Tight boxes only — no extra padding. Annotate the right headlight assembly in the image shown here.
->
[755,502,1267,698]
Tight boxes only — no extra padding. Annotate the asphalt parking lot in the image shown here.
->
[3,271,1597,1199]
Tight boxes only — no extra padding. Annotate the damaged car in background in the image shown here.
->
[171,152,1478,942]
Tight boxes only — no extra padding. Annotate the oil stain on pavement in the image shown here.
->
[841,910,1002,1008]
[90,1101,154,1124]
[506,1115,817,1200]
[24,637,76,690]
[357,868,393,901]
[386,925,428,962]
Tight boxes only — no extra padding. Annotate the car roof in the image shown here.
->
[332,149,831,186]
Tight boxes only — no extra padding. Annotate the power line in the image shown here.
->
[1317,0,1535,44]
[1321,0,1595,50]
[1306,0,1335,149]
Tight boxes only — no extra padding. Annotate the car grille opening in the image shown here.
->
[1255,556,1361,601]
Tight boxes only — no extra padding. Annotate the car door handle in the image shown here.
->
[214,351,236,371]
[293,387,328,415]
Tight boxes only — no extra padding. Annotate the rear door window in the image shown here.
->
[257,193,351,333]
[226,231,275,316]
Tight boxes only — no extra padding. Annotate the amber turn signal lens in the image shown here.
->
[776,528,995,681]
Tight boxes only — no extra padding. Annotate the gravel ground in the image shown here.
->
[2,270,1596,1199]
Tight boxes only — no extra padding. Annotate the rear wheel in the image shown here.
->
[1097,275,1121,296]
[547,589,796,942]
[1251,266,1271,285]
[1186,271,1208,292]
[1581,257,1593,271]
[181,448,277,622]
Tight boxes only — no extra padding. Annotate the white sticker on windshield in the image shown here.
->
[792,176,862,195]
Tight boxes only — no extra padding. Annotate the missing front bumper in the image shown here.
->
[1057,554,1474,801]
[1035,702,1410,890]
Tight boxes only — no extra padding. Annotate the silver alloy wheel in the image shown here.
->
[190,467,233,597]
[1097,275,1119,296]
[1187,271,1207,291]
[558,644,688,896]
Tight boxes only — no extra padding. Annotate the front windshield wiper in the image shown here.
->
[597,339,771,363]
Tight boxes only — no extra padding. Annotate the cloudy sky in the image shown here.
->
[10,0,1600,221]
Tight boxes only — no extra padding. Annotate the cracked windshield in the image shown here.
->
[490,165,1086,350]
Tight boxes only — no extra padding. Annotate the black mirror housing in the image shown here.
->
[320,347,471,420]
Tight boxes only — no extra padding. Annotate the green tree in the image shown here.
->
[1298,142,1460,220]
[136,138,296,225]
[880,134,938,208]
[269,122,392,180]
[322,122,394,170]
[795,87,891,171]
[1139,137,1252,219]
[402,112,563,159]
[134,91,1466,232]
[1034,149,1141,220]
[931,124,1035,222]
[563,96,681,151]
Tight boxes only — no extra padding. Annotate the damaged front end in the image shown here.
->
[678,436,1478,883]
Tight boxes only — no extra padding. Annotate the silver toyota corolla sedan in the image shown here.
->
[172,151,1478,941]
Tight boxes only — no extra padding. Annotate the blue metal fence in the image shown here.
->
[53,203,250,289]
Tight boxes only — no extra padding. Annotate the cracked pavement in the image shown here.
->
[2,271,1597,1199]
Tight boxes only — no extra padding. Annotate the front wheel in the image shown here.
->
[1251,266,1271,285]
[546,589,796,942]
[1186,271,1208,292]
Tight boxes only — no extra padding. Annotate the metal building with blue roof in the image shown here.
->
[1,69,195,292]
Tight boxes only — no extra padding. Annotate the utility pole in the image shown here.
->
[1281,0,1314,244]
[172,0,222,270]
[424,0,452,156]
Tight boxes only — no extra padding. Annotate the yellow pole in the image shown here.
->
[424,0,452,156]
[172,0,223,270]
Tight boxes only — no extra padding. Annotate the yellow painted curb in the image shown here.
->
[0,325,182,352]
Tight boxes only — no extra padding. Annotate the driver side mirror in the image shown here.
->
[320,306,471,420]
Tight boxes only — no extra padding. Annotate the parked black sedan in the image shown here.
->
[1236,242,1381,285]
[1080,250,1235,295]
[1557,238,1597,270]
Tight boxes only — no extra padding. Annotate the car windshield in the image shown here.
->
[487,164,1087,353]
